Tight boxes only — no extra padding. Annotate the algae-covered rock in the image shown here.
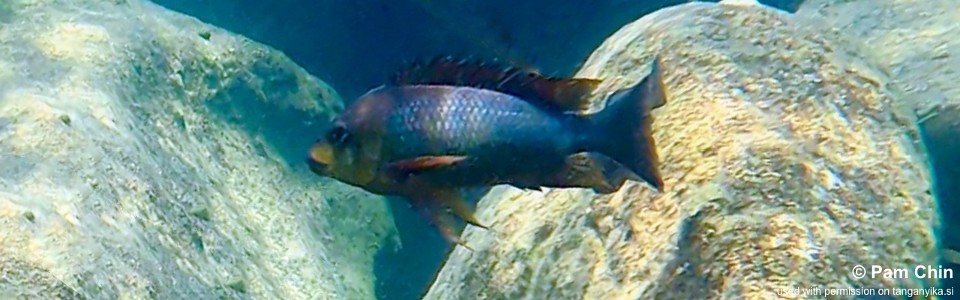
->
[425,2,937,299]
[0,0,393,299]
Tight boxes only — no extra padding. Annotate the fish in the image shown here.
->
[306,56,667,248]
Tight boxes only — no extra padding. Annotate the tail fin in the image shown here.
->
[586,57,666,191]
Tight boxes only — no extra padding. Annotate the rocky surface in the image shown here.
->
[797,0,960,284]
[424,2,937,299]
[0,0,393,299]
[797,0,959,125]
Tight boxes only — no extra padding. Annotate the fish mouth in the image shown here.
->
[306,143,333,176]
[305,157,328,176]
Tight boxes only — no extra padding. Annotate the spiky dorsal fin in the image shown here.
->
[391,56,601,113]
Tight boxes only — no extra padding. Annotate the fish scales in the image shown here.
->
[385,85,575,165]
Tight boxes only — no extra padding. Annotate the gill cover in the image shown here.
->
[311,123,384,187]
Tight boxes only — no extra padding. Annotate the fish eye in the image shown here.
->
[326,125,351,145]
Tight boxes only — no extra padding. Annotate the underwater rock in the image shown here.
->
[719,0,761,6]
[0,0,393,299]
[424,2,936,299]
[798,0,960,286]
[797,0,960,129]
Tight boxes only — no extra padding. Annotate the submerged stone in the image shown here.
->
[0,0,393,299]
[425,2,936,299]
[797,0,960,131]
[798,0,960,290]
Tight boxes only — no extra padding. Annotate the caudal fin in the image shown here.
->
[586,57,666,191]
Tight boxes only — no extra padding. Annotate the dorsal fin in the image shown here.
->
[390,56,602,112]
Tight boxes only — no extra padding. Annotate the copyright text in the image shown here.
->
[777,286,953,298]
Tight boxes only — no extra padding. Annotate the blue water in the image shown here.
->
[921,106,960,291]
[146,0,956,299]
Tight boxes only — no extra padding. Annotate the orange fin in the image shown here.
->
[391,56,601,112]
[385,155,468,177]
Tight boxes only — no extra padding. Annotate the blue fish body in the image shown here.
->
[306,56,668,247]
[378,85,582,180]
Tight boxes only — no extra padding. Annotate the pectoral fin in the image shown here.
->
[384,155,469,180]
[386,155,468,173]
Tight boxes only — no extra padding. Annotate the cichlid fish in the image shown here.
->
[306,56,667,248]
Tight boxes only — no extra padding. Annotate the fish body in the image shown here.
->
[307,56,667,247]
[379,85,583,183]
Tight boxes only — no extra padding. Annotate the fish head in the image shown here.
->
[307,105,388,188]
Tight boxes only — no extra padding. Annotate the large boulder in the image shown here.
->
[0,0,393,299]
[425,2,937,299]
[797,0,960,268]
[798,0,958,118]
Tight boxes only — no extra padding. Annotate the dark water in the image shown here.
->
[147,0,955,299]
[921,107,960,290]
[152,0,801,102]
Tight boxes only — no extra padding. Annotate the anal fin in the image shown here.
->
[547,152,640,194]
